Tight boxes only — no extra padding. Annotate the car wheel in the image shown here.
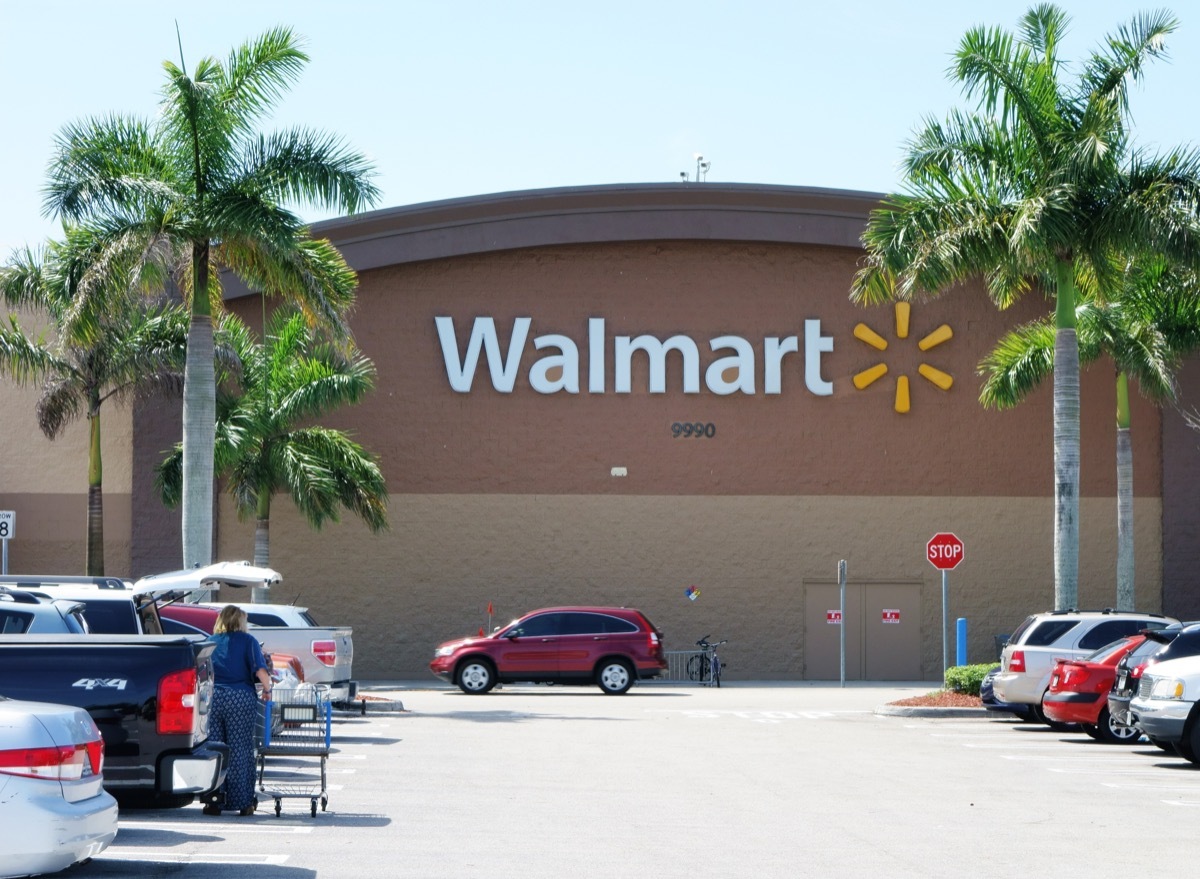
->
[597,659,634,695]
[1173,737,1195,761]
[1184,722,1200,766]
[456,659,496,694]
[1095,706,1141,745]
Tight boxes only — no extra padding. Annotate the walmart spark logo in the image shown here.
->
[852,302,953,413]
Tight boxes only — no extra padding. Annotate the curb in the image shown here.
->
[333,697,407,715]
[874,704,990,718]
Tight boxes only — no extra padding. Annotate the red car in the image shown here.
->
[430,606,667,695]
[1043,634,1145,743]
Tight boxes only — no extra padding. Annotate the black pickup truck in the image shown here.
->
[0,634,228,808]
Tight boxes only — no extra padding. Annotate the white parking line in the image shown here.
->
[930,732,1052,739]
[650,709,871,721]
[963,741,1099,749]
[117,821,314,835]
[95,852,290,864]
[1046,766,1175,774]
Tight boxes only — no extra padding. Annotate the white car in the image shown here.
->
[1129,653,1200,762]
[0,694,118,878]
[993,609,1176,723]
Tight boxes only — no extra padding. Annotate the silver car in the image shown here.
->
[0,694,118,878]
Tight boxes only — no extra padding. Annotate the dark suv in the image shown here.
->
[430,606,667,695]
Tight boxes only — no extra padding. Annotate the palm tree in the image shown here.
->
[156,308,387,593]
[979,259,1200,609]
[851,5,1200,610]
[0,231,188,574]
[41,27,380,569]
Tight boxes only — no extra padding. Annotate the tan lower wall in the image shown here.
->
[0,492,131,576]
[215,494,1163,682]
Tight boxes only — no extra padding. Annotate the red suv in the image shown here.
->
[430,606,667,695]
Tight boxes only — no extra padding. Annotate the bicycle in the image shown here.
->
[686,635,728,687]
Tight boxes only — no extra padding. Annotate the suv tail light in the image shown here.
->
[0,739,102,780]
[647,630,662,657]
[312,639,338,667]
[158,668,198,735]
[1009,650,1025,672]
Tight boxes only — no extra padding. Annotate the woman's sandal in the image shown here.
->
[238,799,257,816]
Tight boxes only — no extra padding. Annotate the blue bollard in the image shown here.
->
[956,617,967,666]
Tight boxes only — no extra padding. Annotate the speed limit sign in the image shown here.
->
[0,511,13,540]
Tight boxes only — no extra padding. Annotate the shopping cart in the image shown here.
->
[255,686,332,817]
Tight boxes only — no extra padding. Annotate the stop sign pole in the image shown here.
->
[927,532,965,672]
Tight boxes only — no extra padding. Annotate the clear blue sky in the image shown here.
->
[2,1,1198,256]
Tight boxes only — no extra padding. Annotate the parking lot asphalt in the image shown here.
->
[82,679,1196,879]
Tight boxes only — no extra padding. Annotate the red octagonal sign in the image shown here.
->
[927,532,964,570]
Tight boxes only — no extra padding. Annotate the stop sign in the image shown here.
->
[927,532,964,570]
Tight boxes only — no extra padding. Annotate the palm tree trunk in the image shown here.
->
[1053,260,1080,611]
[85,405,104,576]
[1115,372,1134,611]
[181,241,216,569]
[252,492,270,603]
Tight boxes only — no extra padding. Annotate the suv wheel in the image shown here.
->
[597,659,633,695]
[456,659,496,694]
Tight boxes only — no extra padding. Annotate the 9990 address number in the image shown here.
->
[672,421,716,438]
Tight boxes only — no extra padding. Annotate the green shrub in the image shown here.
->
[943,663,998,697]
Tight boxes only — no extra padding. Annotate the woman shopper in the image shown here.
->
[204,605,272,816]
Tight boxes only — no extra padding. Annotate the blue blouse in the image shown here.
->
[211,631,268,692]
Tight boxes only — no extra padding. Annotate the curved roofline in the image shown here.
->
[308,182,883,272]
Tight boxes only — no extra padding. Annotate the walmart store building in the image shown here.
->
[4,183,1199,681]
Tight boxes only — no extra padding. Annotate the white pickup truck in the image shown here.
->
[209,600,356,705]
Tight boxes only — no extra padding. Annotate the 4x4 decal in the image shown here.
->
[73,678,128,690]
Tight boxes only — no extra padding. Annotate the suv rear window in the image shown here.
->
[1023,620,1079,647]
[1154,627,1200,662]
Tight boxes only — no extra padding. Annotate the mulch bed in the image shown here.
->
[888,690,983,708]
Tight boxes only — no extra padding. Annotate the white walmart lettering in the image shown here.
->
[435,317,834,396]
